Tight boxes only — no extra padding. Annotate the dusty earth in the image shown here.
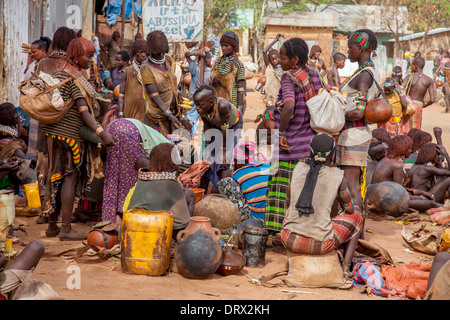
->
[5,77,449,307]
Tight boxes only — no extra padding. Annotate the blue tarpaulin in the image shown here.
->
[106,0,142,26]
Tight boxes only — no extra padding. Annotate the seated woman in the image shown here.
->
[0,103,27,161]
[371,135,440,211]
[407,143,450,205]
[366,139,387,186]
[122,143,191,234]
[403,129,433,173]
[281,134,363,276]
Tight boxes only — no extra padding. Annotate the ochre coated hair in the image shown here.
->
[148,143,179,173]
[66,37,96,65]
[51,26,77,52]
[415,143,439,165]
[411,131,432,153]
[146,30,169,55]
[372,128,391,145]
[386,135,412,159]
[131,39,147,57]
[0,102,19,127]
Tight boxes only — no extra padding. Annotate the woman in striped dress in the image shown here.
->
[210,31,246,114]
[41,37,116,241]
[264,38,321,233]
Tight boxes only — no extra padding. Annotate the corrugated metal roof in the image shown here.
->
[388,28,450,42]
[265,2,412,34]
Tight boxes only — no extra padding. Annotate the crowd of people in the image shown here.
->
[1,24,449,300]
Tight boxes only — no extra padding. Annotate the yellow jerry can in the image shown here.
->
[121,209,173,276]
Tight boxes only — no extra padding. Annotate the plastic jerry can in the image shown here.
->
[121,209,173,276]
[22,182,41,209]
[0,190,15,230]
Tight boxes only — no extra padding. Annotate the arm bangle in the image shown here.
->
[95,126,104,136]
[164,110,173,117]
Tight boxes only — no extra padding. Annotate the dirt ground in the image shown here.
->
[6,76,450,303]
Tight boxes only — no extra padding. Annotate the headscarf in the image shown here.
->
[233,141,267,165]
[295,134,336,215]
[220,31,240,52]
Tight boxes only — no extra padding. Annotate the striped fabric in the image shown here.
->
[281,207,363,255]
[230,59,246,108]
[233,163,271,221]
[42,70,86,141]
[352,261,393,297]
[336,139,371,167]
[264,160,298,231]
[274,68,321,161]
[45,133,81,165]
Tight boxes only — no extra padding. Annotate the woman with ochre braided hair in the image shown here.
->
[141,31,183,135]
[210,31,246,115]
[41,37,116,241]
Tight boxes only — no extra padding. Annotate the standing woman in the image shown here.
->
[264,38,321,233]
[141,30,183,135]
[24,37,52,80]
[33,27,77,224]
[210,31,246,114]
[36,27,77,76]
[41,37,116,241]
[117,38,148,121]
[308,45,327,77]
[337,29,379,215]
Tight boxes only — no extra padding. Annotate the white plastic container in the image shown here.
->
[0,190,15,230]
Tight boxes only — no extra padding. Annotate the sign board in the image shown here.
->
[142,0,204,42]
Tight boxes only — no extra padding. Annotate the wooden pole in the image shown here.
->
[121,0,125,48]
[199,41,205,85]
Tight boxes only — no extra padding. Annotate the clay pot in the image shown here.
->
[218,246,246,276]
[194,194,242,230]
[175,216,223,279]
[87,228,119,252]
[184,73,191,86]
[366,181,410,217]
[364,98,392,124]
[435,80,444,87]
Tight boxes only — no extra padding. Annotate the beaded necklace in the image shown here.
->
[217,54,235,75]
[149,55,166,71]
[138,169,177,181]
[206,101,217,122]
[351,59,374,78]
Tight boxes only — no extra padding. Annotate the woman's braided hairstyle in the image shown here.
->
[281,37,309,68]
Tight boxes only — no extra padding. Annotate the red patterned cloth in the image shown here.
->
[289,68,316,102]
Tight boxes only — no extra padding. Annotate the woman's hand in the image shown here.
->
[279,136,290,152]
[99,131,117,147]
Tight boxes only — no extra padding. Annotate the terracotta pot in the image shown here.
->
[194,194,242,230]
[218,246,246,276]
[364,98,392,124]
[175,217,223,279]
[87,228,119,252]
[184,73,191,86]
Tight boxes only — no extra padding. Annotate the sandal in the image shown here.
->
[45,227,61,238]
[58,231,87,241]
